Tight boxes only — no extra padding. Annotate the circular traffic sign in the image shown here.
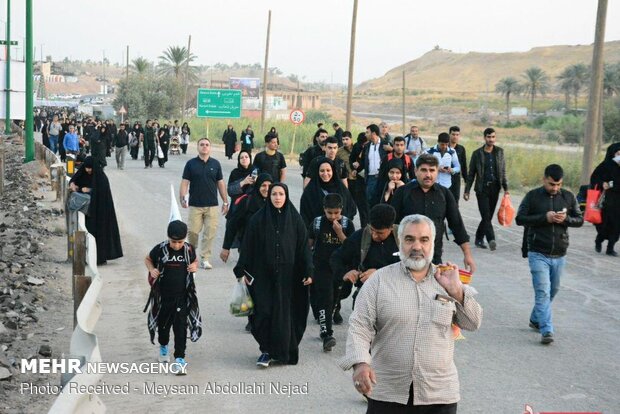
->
[289,109,305,125]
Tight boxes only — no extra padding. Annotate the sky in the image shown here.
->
[3,0,620,84]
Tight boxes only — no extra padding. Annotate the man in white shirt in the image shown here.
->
[426,133,461,189]
[404,126,426,163]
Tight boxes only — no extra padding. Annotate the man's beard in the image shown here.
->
[400,248,433,271]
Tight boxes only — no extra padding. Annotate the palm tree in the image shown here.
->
[132,57,151,75]
[522,67,550,115]
[603,63,620,97]
[158,45,197,80]
[557,64,590,109]
[495,77,522,121]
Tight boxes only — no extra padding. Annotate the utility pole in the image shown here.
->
[345,0,358,131]
[581,0,607,185]
[25,0,33,161]
[181,35,192,125]
[102,50,106,95]
[260,10,272,135]
[402,70,406,135]
[125,45,129,82]
[5,0,11,134]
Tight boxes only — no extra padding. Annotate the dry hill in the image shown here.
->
[358,41,620,93]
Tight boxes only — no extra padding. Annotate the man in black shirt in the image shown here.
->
[464,127,509,251]
[180,138,229,270]
[391,154,476,273]
[252,134,287,182]
[143,119,156,168]
[333,122,344,147]
[301,128,329,178]
[330,204,400,313]
[449,126,467,205]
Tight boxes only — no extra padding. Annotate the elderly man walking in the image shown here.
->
[340,214,482,414]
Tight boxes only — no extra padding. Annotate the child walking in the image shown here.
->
[144,220,201,373]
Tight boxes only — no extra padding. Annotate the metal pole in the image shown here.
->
[345,0,358,131]
[581,0,607,185]
[260,10,271,135]
[25,0,34,161]
[102,50,106,95]
[181,35,192,125]
[402,70,406,135]
[5,0,11,134]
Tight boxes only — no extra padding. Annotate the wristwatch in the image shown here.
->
[223,202,229,206]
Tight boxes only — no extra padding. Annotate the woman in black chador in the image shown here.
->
[70,156,123,265]
[590,142,620,256]
[222,124,238,160]
[234,183,313,367]
[300,157,356,228]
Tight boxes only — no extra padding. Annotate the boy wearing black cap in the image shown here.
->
[144,220,201,373]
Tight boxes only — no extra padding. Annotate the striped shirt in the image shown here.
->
[339,262,482,405]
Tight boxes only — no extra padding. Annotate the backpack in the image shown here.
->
[387,152,412,171]
[359,224,400,270]
[312,216,350,241]
[129,132,139,148]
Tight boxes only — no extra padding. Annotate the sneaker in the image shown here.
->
[541,332,554,344]
[201,260,213,270]
[256,353,271,368]
[489,240,497,251]
[322,336,336,352]
[174,357,187,375]
[158,345,170,363]
[528,320,539,331]
[333,310,343,325]
[475,240,487,249]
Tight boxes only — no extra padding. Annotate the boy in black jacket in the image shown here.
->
[308,194,355,351]
[145,221,200,372]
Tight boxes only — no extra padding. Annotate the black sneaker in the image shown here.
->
[475,240,487,249]
[323,336,336,352]
[333,310,343,325]
[541,332,554,344]
[256,353,271,367]
[529,320,539,331]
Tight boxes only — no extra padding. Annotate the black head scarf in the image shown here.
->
[385,157,406,180]
[246,173,273,213]
[604,142,620,162]
[300,158,356,226]
[69,156,94,190]
[229,150,254,184]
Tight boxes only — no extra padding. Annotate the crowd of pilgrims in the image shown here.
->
[35,107,192,169]
[218,122,470,367]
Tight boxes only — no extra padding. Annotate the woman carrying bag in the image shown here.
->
[590,142,620,256]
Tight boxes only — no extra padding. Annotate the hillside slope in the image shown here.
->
[358,41,620,93]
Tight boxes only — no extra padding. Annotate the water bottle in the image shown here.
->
[251,168,258,179]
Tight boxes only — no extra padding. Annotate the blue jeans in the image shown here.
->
[366,175,379,207]
[49,135,59,154]
[528,252,565,335]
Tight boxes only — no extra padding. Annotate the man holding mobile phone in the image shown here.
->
[516,164,583,344]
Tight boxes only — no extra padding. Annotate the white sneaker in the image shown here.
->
[201,260,213,270]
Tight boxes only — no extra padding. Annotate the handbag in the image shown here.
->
[584,186,603,224]
[497,193,515,227]
[157,145,164,159]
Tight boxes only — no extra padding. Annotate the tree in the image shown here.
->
[132,57,151,75]
[114,73,183,120]
[603,62,620,97]
[522,66,550,115]
[495,77,522,121]
[158,45,198,81]
[557,64,590,109]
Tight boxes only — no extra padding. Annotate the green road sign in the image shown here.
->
[197,89,242,118]
[0,40,18,45]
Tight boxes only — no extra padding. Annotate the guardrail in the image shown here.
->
[29,144,106,413]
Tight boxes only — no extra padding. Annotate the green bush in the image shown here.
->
[603,98,620,143]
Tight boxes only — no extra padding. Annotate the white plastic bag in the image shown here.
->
[229,279,254,317]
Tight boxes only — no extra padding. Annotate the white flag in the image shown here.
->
[169,184,182,222]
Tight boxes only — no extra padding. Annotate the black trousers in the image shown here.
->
[130,145,139,160]
[180,143,188,154]
[158,142,169,166]
[450,174,461,206]
[475,182,501,243]
[310,266,337,337]
[144,141,155,166]
[367,384,457,414]
[157,296,188,359]
[349,177,370,228]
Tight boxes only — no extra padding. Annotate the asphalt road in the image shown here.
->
[93,143,619,414]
